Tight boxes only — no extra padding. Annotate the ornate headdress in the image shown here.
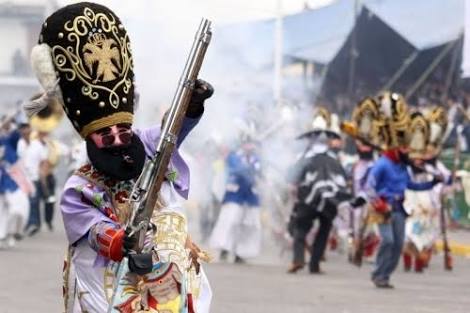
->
[299,106,341,139]
[350,97,384,148]
[376,91,410,149]
[29,2,134,138]
[238,119,258,143]
[408,111,430,159]
[424,106,448,157]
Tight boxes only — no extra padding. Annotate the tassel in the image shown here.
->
[23,79,60,117]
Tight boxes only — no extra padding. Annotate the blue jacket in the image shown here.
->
[0,130,21,193]
[365,155,434,213]
[0,130,20,164]
[0,166,17,193]
[222,150,261,207]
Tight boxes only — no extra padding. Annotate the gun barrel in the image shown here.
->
[126,18,213,253]
[157,18,212,154]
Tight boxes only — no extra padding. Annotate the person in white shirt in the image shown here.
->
[23,131,51,235]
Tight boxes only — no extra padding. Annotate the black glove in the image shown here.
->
[186,79,214,118]
[350,196,367,209]
[128,252,153,275]
[122,229,137,256]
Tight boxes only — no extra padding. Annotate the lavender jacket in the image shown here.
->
[61,117,199,246]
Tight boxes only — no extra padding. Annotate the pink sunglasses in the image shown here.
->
[96,128,133,147]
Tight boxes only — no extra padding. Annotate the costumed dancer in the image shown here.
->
[425,107,453,270]
[287,107,351,274]
[350,140,380,261]
[403,108,451,272]
[364,92,440,288]
[209,122,262,264]
[342,98,382,264]
[325,114,345,253]
[27,3,214,312]
[0,118,30,248]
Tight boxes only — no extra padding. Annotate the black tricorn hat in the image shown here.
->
[29,2,134,138]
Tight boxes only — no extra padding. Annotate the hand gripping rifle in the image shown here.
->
[126,19,212,253]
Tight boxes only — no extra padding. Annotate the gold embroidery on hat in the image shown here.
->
[83,33,121,82]
[408,114,429,157]
[80,111,133,138]
[51,7,133,109]
[352,98,384,146]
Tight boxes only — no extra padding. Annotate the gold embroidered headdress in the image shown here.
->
[408,111,430,159]
[29,2,134,138]
[351,97,384,147]
[376,91,410,149]
[424,106,448,157]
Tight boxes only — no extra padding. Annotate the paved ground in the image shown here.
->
[208,256,470,313]
[1,221,470,313]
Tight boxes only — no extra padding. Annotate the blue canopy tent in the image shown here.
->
[318,0,464,109]
[214,0,465,110]
[213,0,357,70]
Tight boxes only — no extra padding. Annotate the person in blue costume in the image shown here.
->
[0,118,30,248]
[365,93,441,289]
[210,129,262,264]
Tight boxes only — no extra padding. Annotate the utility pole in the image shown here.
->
[273,0,283,106]
[347,0,360,97]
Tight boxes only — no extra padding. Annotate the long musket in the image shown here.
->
[126,19,212,252]
[352,207,370,267]
[440,137,459,271]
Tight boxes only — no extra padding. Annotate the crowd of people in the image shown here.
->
[199,92,457,290]
[0,113,62,248]
[0,104,89,248]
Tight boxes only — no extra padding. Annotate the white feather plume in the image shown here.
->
[22,80,60,117]
[30,44,58,90]
[330,113,341,136]
[429,123,443,144]
[380,96,392,118]
[26,44,64,117]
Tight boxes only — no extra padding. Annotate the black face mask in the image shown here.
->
[426,157,437,166]
[358,150,374,160]
[86,133,146,181]
[398,151,410,164]
[410,162,426,173]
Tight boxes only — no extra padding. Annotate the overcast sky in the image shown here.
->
[59,0,335,23]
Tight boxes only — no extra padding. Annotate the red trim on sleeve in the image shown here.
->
[96,227,125,261]
[108,228,124,261]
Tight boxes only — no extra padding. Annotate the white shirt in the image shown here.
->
[16,138,29,159]
[21,139,48,181]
